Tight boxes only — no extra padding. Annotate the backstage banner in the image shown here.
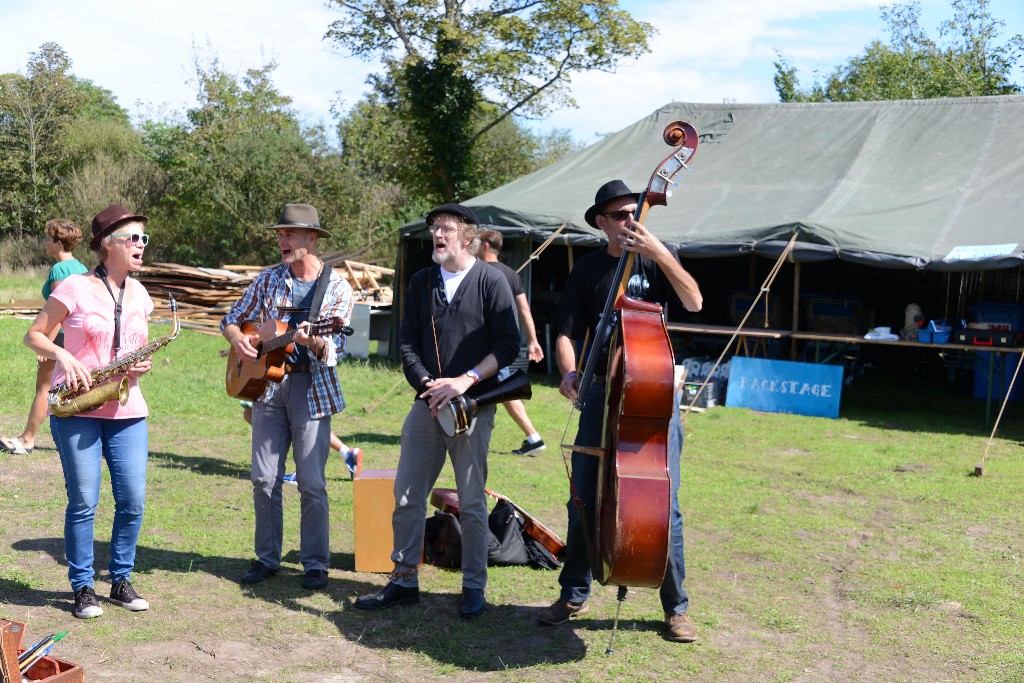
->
[726,357,843,418]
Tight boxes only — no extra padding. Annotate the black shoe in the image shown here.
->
[459,587,486,619]
[73,585,103,619]
[511,438,546,456]
[109,578,149,611]
[302,569,328,590]
[354,581,420,610]
[241,560,278,585]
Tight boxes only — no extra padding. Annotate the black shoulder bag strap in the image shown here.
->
[309,263,334,320]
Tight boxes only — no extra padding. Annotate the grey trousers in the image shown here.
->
[390,399,496,590]
[250,372,331,572]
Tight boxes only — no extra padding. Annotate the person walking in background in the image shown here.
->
[221,203,354,591]
[354,204,519,619]
[538,180,703,643]
[2,219,89,456]
[23,205,157,619]
[477,229,547,456]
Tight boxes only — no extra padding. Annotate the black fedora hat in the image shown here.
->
[425,203,479,228]
[584,179,640,228]
[90,204,147,251]
[269,203,331,237]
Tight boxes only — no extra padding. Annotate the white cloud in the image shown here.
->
[2,0,376,127]
[2,0,1023,143]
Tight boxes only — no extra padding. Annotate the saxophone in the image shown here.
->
[49,296,180,417]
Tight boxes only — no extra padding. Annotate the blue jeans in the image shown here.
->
[51,415,149,591]
[558,381,689,615]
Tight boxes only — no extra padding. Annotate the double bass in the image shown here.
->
[570,121,699,591]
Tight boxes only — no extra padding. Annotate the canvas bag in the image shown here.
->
[422,499,561,570]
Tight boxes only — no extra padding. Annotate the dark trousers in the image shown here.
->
[557,380,689,615]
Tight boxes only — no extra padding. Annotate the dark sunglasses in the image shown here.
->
[601,210,633,222]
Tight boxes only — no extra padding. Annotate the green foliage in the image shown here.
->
[1,34,587,269]
[150,56,351,265]
[0,42,86,238]
[402,35,481,201]
[775,0,1024,102]
[325,0,650,200]
[71,76,132,125]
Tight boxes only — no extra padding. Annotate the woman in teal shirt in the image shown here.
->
[1,219,89,455]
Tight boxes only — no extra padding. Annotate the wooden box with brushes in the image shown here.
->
[0,619,83,682]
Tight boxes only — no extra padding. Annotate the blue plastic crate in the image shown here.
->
[919,320,951,344]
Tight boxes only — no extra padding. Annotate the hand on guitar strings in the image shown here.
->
[230,331,260,361]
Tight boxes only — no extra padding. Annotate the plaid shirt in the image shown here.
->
[221,263,354,419]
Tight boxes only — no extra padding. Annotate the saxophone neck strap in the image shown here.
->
[95,263,126,358]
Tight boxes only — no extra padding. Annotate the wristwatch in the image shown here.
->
[466,368,481,384]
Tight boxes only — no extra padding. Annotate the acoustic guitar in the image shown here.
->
[225,317,350,400]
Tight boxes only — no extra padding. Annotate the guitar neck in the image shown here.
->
[260,329,299,355]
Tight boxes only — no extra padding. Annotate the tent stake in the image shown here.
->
[972,351,1024,476]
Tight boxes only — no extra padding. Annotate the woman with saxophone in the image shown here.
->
[24,204,156,620]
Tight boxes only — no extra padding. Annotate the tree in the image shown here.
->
[0,43,85,237]
[140,54,368,266]
[335,88,581,262]
[325,0,651,201]
[774,0,1024,102]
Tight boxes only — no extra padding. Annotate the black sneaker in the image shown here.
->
[511,438,546,456]
[73,585,103,619]
[110,578,149,611]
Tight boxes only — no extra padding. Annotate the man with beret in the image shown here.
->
[538,180,703,642]
[354,203,520,619]
[221,203,354,590]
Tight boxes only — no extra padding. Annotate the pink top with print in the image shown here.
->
[49,273,154,419]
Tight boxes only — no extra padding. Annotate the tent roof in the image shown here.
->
[414,97,1024,271]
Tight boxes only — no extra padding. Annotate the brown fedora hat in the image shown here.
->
[269,203,331,237]
[584,179,640,228]
[90,204,148,251]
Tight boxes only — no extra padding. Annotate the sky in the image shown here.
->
[2,0,1023,144]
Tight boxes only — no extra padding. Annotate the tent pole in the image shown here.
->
[791,260,801,361]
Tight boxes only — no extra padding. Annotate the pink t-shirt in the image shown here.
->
[49,273,155,419]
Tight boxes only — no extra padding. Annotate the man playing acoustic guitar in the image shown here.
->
[221,203,354,591]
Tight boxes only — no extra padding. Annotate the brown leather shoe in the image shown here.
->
[665,613,697,642]
[537,599,589,625]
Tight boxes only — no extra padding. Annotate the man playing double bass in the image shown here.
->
[538,179,703,643]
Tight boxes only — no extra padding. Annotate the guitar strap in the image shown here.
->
[309,263,333,320]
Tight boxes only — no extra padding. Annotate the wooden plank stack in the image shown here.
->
[1,256,393,336]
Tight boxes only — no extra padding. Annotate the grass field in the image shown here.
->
[1,299,1023,682]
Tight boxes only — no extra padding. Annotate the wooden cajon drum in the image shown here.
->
[353,468,398,572]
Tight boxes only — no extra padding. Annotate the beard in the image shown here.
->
[431,249,452,265]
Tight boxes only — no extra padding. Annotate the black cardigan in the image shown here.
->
[400,260,520,393]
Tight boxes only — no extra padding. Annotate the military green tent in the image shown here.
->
[454,96,1023,270]
[394,97,1024,362]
